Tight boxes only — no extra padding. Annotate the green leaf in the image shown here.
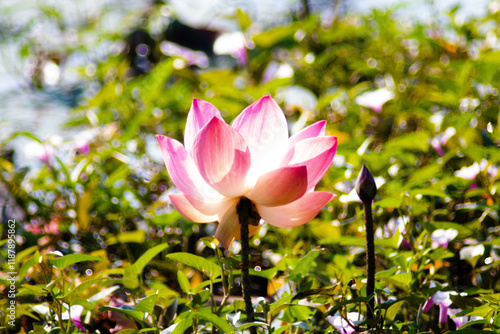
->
[87,286,121,303]
[292,286,340,301]
[236,8,251,31]
[71,298,94,310]
[319,236,365,246]
[200,236,220,250]
[55,156,73,187]
[385,300,404,321]
[171,312,194,334]
[99,306,145,323]
[447,330,497,334]
[280,305,315,322]
[272,324,292,334]
[384,131,430,153]
[166,253,221,280]
[107,230,146,245]
[327,296,372,315]
[250,267,278,280]
[177,270,191,294]
[51,254,105,270]
[135,294,158,314]
[131,243,170,274]
[116,330,140,334]
[123,265,140,290]
[449,295,485,310]
[453,304,491,318]
[408,188,449,198]
[406,165,441,188]
[123,243,170,289]
[288,249,321,282]
[196,311,234,333]
[252,24,296,48]
[154,212,183,227]
[17,245,39,264]
[374,196,404,209]
[19,250,42,281]
[378,272,412,290]
[60,278,107,303]
[481,50,500,65]
[19,284,51,297]
[238,321,268,331]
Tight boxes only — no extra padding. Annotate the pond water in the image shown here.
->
[0,0,491,168]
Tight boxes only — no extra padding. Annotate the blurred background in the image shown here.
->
[1,0,500,332]
[0,0,493,168]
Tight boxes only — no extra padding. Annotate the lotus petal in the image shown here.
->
[257,191,335,228]
[247,166,308,207]
[287,120,326,148]
[282,136,337,191]
[232,96,288,180]
[214,203,260,249]
[193,117,251,197]
[156,135,217,200]
[169,194,236,223]
[184,99,223,153]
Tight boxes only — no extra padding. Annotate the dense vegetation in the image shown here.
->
[1,1,500,333]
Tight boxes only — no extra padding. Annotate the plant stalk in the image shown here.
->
[237,197,257,334]
[363,199,375,326]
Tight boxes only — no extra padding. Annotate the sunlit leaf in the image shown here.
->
[177,270,190,294]
[99,305,144,323]
[166,253,221,280]
[18,250,42,282]
[197,310,234,333]
[135,294,158,314]
[51,254,105,269]
[288,249,320,283]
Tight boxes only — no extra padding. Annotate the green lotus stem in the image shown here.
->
[363,199,375,323]
[356,165,377,327]
[237,197,257,334]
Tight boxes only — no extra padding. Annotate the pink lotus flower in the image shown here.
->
[156,96,337,248]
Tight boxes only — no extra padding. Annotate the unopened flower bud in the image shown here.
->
[356,165,377,202]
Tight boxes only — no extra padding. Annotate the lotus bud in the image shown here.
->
[356,165,377,202]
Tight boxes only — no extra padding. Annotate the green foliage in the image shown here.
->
[1,0,500,333]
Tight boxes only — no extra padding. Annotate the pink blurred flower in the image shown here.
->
[107,298,138,333]
[72,128,102,155]
[25,215,60,235]
[447,308,482,329]
[423,291,455,326]
[24,141,55,164]
[355,88,395,113]
[262,61,294,83]
[431,229,458,248]
[70,305,87,332]
[213,32,248,66]
[160,41,209,68]
[430,127,456,156]
[326,312,364,334]
[454,159,495,181]
[454,162,481,180]
[156,96,337,248]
